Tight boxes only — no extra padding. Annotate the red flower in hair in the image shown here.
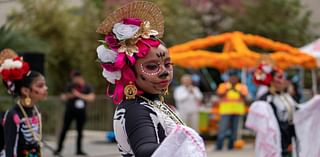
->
[1,69,10,81]
[253,63,279,86]
[253,70,273,86]
[21,62,29,74]
[11,69,22,80]
[0,58,30,81]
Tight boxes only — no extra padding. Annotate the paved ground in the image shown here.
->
[43,130,255,157]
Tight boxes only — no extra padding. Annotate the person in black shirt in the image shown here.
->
[0,49,48,157]
[54,70,95,156]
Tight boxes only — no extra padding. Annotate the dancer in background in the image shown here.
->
[246,63,297,157]
[1,49,48,157]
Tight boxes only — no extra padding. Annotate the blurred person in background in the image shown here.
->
[54,70,95,156]
[1,49,48,157]
[287,75,301,103]
[215,69,248,151]
[246,63,298,157]
[174,74,203,132]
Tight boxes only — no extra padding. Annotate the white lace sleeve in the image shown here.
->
[152,125,206,157]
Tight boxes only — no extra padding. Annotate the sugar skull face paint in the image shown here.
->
[135,44,173,94]
[140,61,173,76]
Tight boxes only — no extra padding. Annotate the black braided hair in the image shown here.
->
[3,71,42,97]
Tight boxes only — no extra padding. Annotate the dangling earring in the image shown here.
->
[124,81,137,100]
[160,88,169,102]
[24,96,32,106]
[164,88,169,96]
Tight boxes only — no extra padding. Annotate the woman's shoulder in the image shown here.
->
[3,105,21,125]
[116,99,155,115]
[119,98,153,108]
[5,105,19,116]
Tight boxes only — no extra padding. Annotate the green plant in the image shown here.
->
[8,0,105,94]
[0,25,48,52]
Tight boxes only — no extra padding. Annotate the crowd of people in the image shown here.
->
[0,1,320,157]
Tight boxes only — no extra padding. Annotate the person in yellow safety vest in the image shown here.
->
[215,70,248,151]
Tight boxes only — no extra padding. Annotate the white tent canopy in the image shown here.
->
[300,38,320,67]
[300,38,320,94]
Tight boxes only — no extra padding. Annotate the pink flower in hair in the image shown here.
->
[97,17,163,104]
[105,34,120,51]
[136,39,161,58]
[123,18,143,26]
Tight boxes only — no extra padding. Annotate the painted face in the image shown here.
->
[29,75,48,102]
[134,44,173,94]
[272,71,286,92]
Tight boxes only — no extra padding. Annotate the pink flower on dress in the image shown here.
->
[32,116,39,124]
[13,114,20,125]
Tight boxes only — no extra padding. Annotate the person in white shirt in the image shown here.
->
[174,74,203,132]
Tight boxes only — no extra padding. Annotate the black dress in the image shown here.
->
[260,92,297,156]
[3,105,41,157]
[113,94,177,157]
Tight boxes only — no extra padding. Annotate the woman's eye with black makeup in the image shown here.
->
[165,62,173,68]
[145,64,158,70]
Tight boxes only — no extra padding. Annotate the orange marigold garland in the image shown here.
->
[169,32,317,70]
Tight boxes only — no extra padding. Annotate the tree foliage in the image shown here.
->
[225,0,318,47]
[6,0,204,94]
[0,25,48,52]
[7,0,317,94]
[151,0,205,46]
[8,0,106,94]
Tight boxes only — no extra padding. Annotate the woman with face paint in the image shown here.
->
[96,1,206,157]
[246,63,299,157]
[0,49,48,157]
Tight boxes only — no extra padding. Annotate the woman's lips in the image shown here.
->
[157,80,170,87]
